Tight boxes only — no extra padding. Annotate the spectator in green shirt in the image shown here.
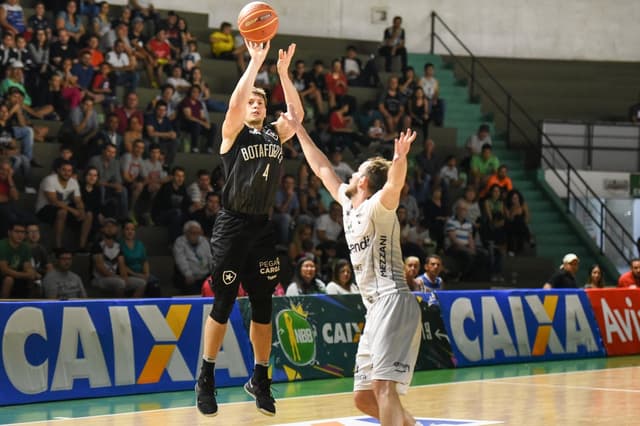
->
[0,221,40,298]
[119,219,157,296]
[470,143,500,190]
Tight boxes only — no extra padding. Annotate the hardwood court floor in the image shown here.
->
[3,356,640,425]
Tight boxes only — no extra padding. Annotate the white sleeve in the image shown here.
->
[42,175,56,193]
[337,184,349,207]
[70,179,81,198]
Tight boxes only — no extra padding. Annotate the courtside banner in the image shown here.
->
[0,298,253,405]
[585,288,640,356]
[238,294,451,383]
[436,290,605,367]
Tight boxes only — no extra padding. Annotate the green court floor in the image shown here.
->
[2,356,640,424]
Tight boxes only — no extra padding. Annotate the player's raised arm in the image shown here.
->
[274,43,304,142]
[379,128,417,210]
[220,40,270,153]
[281,104,342,201]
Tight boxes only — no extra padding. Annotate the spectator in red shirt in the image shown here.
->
[86,35,104,69]
[91,62,116,111]
[325,59,356,112]
[114,91,144,135]
[329,103,365,157]
[618,258,640,288]
[146,28,173,86]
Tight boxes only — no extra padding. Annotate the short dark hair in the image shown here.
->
[171,166,185,175]
[161,83,175,93]
[424,62,434,70]
[8,219,26,230]
[481,143,492,151]
[479,124,490,133]
[56,159,73,170]
[197,169,209,178]
[155,100,167,109]
[149,143,161,152]
[54,247,74,258]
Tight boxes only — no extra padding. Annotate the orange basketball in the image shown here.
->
[237,2,279,43]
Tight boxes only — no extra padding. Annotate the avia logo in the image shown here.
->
[600,297,640,343]
[449,294,599,362]
[275,304,316,366]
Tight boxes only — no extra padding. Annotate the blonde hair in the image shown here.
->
[363,156,391,194]
[251,87,267,103]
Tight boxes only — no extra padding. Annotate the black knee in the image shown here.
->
[249,292,273,324]
[209,292,236,324]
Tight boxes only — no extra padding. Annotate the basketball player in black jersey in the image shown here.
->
[195,40,304,418]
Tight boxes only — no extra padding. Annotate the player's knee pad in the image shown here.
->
[209,292,236,324]
[249,293,273,324]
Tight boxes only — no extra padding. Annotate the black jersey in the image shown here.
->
[221,124,284,215]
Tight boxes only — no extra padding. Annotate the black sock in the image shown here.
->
[253,364,268,382]
[200,360,215,382]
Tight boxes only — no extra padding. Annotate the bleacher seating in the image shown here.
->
[12,1,626,297]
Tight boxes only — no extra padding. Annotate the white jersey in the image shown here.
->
[338,184,409,309]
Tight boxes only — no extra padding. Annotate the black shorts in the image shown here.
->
[209,209,280,299]
[36,205,82,225]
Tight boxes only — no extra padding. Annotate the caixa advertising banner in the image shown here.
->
[0,299,254,405]
[585,288,640,356]
[1,294,452,405]
[436,290,605,366]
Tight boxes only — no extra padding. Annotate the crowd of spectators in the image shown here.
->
[0,4,626,300]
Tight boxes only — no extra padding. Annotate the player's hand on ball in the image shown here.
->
[245,40,270,62]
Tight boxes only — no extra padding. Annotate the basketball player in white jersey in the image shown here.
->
[282,105,421,426]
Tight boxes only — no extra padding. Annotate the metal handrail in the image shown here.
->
[429,11,635,266]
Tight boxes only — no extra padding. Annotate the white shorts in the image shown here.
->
[353,292,421,395]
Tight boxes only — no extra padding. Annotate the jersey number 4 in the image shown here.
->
[262,164,270,181]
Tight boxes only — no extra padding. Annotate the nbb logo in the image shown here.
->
[276,305,317,366]
[446,293,602,364]
[1,303,249,398]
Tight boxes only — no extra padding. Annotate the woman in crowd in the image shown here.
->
[288,223,315,264]
[325,259,358,295]
[286,256,326,296]
[28,28,51,93]
[584,264,605,289]
[56,0,85,42]
[406,86,430,138]
[123,115,144,153]
[79,166,105,250]
[504,189,533,255]
[120,220,158,296]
